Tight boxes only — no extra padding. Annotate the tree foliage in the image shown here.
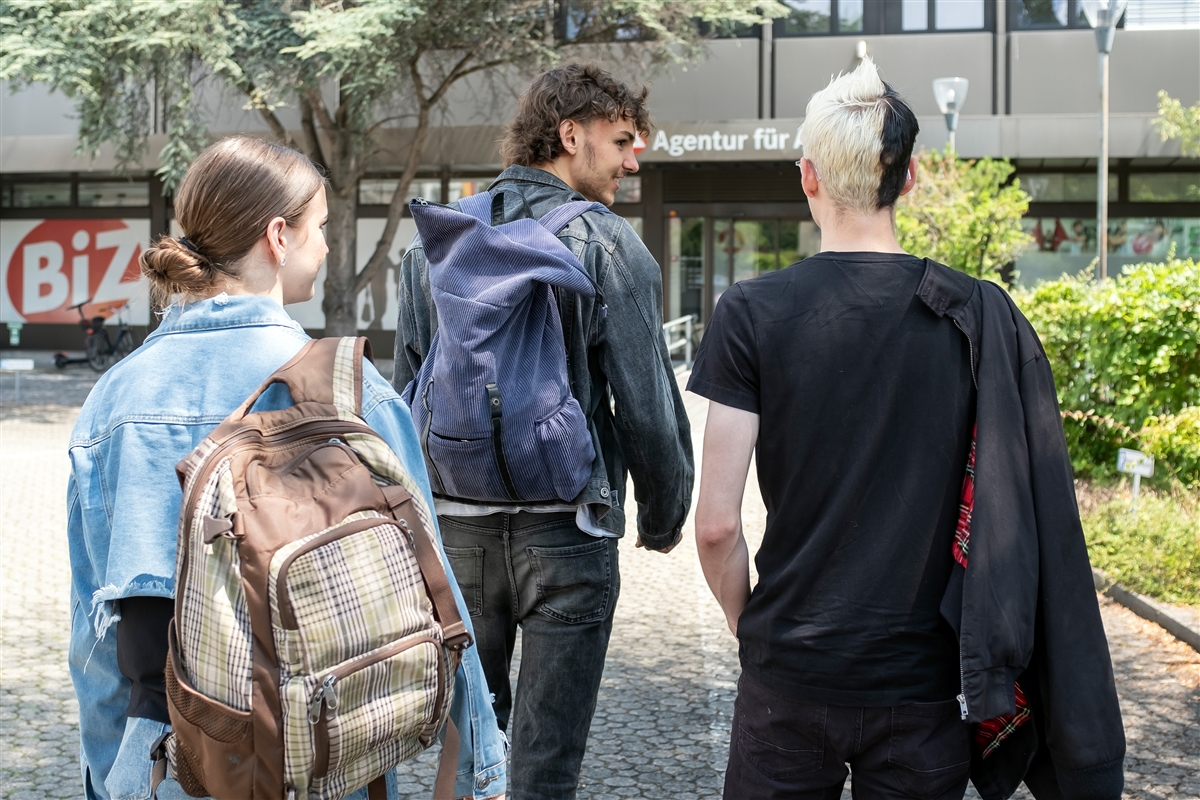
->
[1,0,782,334]
[895,147,1032,284]
[1153,89,1200,158]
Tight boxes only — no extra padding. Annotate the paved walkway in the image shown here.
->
[1,377,1197,799]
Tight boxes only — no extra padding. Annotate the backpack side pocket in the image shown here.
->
[535,396,596,502]
[165,621,254,799]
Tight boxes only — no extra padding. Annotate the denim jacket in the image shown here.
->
[393,165,694,548]
[67,294,506,800]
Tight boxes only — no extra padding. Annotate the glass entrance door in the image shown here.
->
[668,217,821,329]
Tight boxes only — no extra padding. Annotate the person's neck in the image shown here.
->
[815,205,907,254]
[206,257,285,305]
[532,160,578,193]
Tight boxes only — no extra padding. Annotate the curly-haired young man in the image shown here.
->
[393,63,694,799]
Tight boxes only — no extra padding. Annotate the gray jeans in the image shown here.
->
[439,511,619,800]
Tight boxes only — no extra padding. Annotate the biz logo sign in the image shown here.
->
[0,219,150,324]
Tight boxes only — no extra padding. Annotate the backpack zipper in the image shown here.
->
[420,378,447,495]
[308,633,446,779]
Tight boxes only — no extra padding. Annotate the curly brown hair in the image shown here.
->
[500,62,652,168]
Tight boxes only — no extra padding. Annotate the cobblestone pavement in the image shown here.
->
[1,376,1197,799]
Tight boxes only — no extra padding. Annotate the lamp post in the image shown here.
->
[933,77,969,153]
[1081,0,1128,281]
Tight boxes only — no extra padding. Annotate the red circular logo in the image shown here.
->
[5,219,142,323]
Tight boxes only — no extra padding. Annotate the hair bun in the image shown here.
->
[139,235,219,307]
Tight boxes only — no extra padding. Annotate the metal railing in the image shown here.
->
[663,314,697,371]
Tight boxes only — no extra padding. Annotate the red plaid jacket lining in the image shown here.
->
[955,426,1032,758]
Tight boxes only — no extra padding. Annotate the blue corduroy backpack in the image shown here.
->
[403,191,607,503]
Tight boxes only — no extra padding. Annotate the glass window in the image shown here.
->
[622,216,643,239]
[447,178,497,202]
[668,217,704,323]
[1016,0,1068,27]
[935,0,984,29]
[779,220,822,266]
[78,182,148,207]
[1014,217,1200,286]
[780,0,832,34]
[1125,0,1200,29]
[358,178,441,205]
[615,176,642,204]
[1129,173,1200,202]
[2,182,72,208]
[838,0,864,31]
[902,0,929,30]
[1018,173,1117,202]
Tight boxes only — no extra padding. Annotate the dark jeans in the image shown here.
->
[440,511,619,800]
[726,673,971,800]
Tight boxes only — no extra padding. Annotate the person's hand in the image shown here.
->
[635,531,681,554]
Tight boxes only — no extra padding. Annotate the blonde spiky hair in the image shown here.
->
[800,57,919,214]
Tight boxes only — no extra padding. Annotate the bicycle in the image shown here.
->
[54,299,136,372]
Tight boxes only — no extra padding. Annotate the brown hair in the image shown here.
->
[500,62,652,168]
[140,135,324,309]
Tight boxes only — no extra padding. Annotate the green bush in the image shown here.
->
[1013,257,1200,478]
[1139,407,1200,487]
[1082,486,1200,605]
[896,147,1031,284]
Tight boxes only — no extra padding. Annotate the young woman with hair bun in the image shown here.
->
[66,135,506,800]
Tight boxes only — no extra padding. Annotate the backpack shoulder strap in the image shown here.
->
[227,336,373,422]
[330,336,373,418]
[538,200,608,235]
[457,191,492,224]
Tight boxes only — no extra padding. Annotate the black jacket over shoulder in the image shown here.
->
[916,261,1124,800]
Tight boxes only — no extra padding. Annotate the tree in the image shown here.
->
[1153,89,1200,158]
[1,0,781,334]
[895,147,1032,284]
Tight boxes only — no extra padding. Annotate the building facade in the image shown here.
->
[2,0,1198,349]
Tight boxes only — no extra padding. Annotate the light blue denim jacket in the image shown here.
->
[67,294,506,800]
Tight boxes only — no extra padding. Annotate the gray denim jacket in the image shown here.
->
[393,165,694,549]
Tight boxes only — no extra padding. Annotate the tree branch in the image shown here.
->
[354,52,435,295]
[236,78,295,148]
[299,94,328,171]
[305,85,338,136]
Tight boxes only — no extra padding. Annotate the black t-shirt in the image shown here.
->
[688,252,974,707]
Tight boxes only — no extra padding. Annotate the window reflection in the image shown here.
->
[3,182,71,208]
[359,178,441,205]
[902,0,928,30]
[1019,173,1117,202]
[839,0,864,31]
[447,179,497,202]
[668,217,705,324]
[780,0,832,33]
[78,182,148,207]
[1129,173,1200,202]
[1015,217,1200,286]
[935,0,984,29]
[1016,0,1068,27]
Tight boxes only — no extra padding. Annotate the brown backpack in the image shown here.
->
[160,337,469,799]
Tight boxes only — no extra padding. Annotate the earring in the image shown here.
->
[280,255,287,268]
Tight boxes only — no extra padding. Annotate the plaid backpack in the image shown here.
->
[161,337,470,800]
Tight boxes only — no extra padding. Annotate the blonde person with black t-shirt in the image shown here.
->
[689,58,1124,800]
